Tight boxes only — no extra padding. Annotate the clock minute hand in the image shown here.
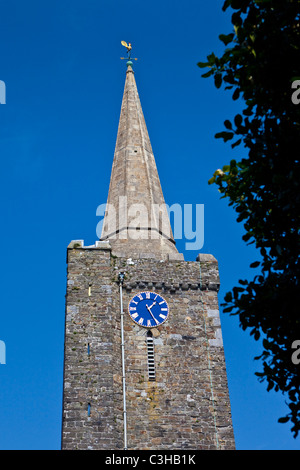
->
[146,304,159,325]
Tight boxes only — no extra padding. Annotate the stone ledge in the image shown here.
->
[68,240,111,250]
[123,280,219,293]
[67,241,184,261]
[196,253,218,263]
[68,240,84,249]
[168,253,184,261]
[95,241,111,249]
[111,250,184,261]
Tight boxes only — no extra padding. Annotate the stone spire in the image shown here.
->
[100,62,183,260]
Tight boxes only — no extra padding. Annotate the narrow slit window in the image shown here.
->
[87,403,91,417]
[147,331,156,381]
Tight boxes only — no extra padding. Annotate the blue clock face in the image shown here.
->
[128,291,169,328]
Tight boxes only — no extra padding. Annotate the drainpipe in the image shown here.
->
[118,272,127,450]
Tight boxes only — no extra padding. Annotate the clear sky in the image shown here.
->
[0,0,298,450]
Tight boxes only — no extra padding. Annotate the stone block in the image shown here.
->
[196,253,218,263]
[168,253,185,261]
[68,240,84,249]
[95,240,111,250]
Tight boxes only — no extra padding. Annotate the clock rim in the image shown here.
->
[127,290,169,329]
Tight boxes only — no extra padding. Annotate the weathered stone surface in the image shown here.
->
[99,65,180,260]
[61,248,235,450]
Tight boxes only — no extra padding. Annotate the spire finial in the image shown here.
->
[120,40,138,68]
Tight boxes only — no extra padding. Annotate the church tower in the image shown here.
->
[61,53,235,450]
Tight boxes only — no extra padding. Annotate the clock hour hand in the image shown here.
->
[148,301,156,310]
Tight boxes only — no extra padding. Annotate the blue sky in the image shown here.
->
[0,0,298,450]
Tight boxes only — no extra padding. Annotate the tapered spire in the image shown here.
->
[100,60,182,260]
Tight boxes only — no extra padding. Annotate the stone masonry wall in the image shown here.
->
[61,244,235,450]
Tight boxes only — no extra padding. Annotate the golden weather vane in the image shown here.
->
[120,41,138,63]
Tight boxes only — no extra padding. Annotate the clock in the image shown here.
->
[128,291,169,328]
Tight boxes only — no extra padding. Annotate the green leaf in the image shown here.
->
[222,0,231,11]
[224,291,233,302]
[215,131,234,142]
[219,33,234,46]
[250,261,260,268]
[232,88,240,100]
[201,69,214,78]
[234,114,243,127]
[278,416,290,424]
[207,52,217,64]
[255,372,265,377]
[214,73,222,89]
[197,61,209,68]
[223,306,234,313]
[231,138,242,148]
[243,107,253,116]
[224,120,232,130]
[267,381,274,391]
[242,233,252,242]
[254,330,260,340]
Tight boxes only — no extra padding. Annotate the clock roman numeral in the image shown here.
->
[138,317,144,325]
[131,312,138,319]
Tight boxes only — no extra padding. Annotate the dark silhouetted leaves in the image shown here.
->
[198,0,300,438]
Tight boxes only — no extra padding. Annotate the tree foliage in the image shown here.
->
[198,0,300,436]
